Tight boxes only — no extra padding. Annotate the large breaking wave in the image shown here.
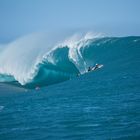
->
[0,32,140,88]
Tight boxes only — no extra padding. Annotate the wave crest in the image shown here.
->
[0,32,98,87]
[1,33,139,88]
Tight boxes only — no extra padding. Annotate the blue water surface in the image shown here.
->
[0,37,140,140]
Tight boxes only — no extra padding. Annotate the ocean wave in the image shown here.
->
[0,33,139,88]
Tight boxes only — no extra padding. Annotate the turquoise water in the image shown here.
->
[0,36,140,139]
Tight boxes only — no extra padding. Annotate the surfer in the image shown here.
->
[93,63,99,70]
[87,64,100,72]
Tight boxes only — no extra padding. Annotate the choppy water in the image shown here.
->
[0,35,140,139]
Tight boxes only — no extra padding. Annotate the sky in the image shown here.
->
[0,0,140,42]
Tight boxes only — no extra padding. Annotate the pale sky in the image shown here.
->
[0,0,140,42]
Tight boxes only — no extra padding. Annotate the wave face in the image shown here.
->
[0,33,140,88]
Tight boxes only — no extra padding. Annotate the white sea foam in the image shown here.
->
[0,32,100,85]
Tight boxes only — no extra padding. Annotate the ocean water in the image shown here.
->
[0,35,140,140]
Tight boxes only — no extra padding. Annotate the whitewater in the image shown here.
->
[0,32,140,89]
[0,32,103,88]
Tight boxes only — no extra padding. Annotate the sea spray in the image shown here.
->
[0,33,139,88]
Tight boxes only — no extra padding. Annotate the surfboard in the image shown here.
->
[79,64,104,76]
[93,64,103,70]
[91,64,103,71]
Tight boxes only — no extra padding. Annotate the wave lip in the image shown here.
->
[0,33,96,88]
